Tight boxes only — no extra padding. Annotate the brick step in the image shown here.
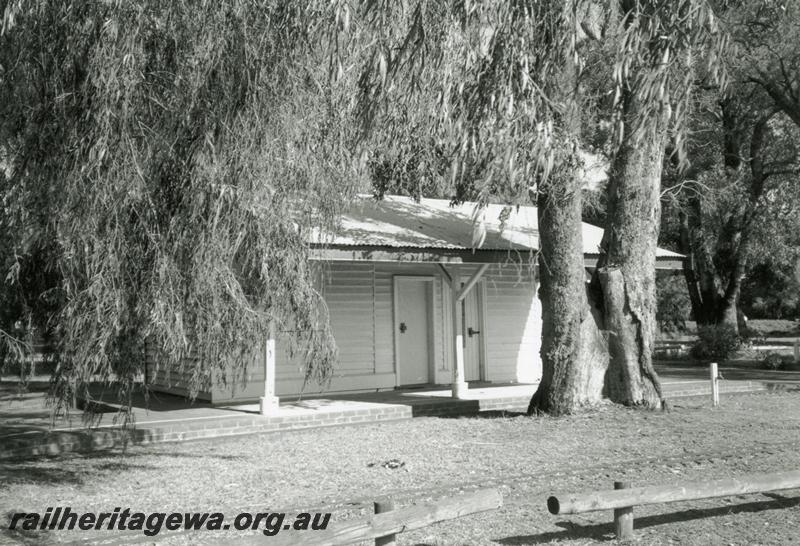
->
[0,404,416,460]
[0,396,535,460]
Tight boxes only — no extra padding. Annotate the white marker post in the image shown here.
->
[710,362,719,407]
[260,321,280,415]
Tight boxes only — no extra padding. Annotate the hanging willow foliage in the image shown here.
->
[0,1,357,417]
[333,0,584,209]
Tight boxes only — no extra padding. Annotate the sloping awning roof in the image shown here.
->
[310,195,684,268]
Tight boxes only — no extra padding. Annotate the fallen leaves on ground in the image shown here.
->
[2,391,799,545]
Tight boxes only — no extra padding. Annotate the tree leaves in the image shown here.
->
[0,1,357,414]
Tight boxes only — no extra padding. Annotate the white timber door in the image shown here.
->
[462,282,484,381]
[394,277,433,386]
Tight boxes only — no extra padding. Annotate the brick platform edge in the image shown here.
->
[2,383,795,461]
[0,396,533,461]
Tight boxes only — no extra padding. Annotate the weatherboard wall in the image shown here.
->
[482,263,542,384]
[272,261,543,396]
[146,261,543,403]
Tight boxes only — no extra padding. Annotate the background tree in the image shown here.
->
[0,1,357,416]
[741,261,800,319]
[661,1,800,333]
[742,1,800,126]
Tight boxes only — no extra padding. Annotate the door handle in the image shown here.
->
[468,327,480,337]
[399,322,407,333]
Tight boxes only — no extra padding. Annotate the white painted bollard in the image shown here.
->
[710,362,719,407]
[260,322,280,415]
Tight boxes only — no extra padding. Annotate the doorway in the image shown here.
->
[394,277,434,386]
[461,280,485,382]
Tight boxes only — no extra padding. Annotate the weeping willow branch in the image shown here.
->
[0,1,358,418]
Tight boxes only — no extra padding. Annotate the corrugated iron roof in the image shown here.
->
[310,194,683,259]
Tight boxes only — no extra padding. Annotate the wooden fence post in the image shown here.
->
[258,488,502,546]
[710,362,719,407]
[613,482,634,540]
[374,500,396,546]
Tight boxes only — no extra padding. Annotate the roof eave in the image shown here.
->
[311,245,686,270]
[309,244,535,264]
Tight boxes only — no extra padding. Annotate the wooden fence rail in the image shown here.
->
[548,470,800,539]
[259,488,502,546]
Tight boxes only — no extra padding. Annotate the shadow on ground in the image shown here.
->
[439,410,529,419]
[0,446,247,487]
[495,494,800,544]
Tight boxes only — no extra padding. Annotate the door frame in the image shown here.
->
[459,276,488,382]
[392,275,436,387]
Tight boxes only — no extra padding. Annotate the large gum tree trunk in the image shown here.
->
[528,3,608,415]
[529,177,609,415]
[598,94,667,409]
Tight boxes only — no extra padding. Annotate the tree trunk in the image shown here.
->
[529,178,608,415]
[678,191,722,326]
[598,93,667,409]
[679,209,708,323]
[716,249,746,333]
[528,3,608,415]
[680,205,748,334]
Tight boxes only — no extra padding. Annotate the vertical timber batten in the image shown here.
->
[372,263,377,374]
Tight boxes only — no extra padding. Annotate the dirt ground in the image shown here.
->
[2,391,799,545]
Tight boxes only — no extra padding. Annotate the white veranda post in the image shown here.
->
[448,263,489,399]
